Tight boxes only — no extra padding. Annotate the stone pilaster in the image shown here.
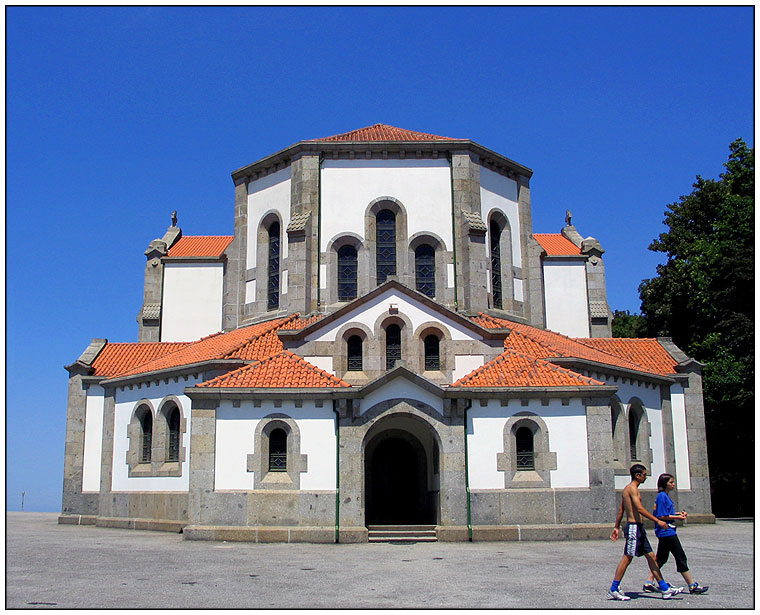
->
[582,237,612,337]
[678,368,713,515]
[584,398,617,523]
[223,177,248,331]
[97,389,117,518]
[518,175,544,328]
[288,154,320,314]
[187,399,219,525]
[660,385,677,484]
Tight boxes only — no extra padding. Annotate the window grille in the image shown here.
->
[140,411,152,463]
[629,411,639,460]
[167,407,180,462]
[338,245,358,301]
[515,426,534,470]
[267,222,280,310]
[424,334,440,370]
[269,428,287,472]
[415,244,435,298]
[376,210,396,285]
[490,220,503,309]
[347,335,363,371]
[385,324,401,370]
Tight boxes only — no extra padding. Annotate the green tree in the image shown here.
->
[639,138,754,516]
[611,310,648,338]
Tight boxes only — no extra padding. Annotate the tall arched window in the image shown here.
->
[415,244,435,298]
[338,245,358,301]
[376,209,397,285]
[267,221,280,310]
[347,335,363,371]
[167,407,180,462]
[515,426,534,470]
[139,410,153,463]
[385,323,401,370]
[629,409,640,461]
[269,428,287,472]
[423,334,440,370]
[490,220,503,309]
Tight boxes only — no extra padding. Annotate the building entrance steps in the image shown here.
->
[367,524,437,542]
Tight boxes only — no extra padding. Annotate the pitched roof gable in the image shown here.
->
[575,338,679,375]
[196,351,349,388]
[166,236,234,258]
[533,233,582,256]
[314,123,455,142]
[91,342,190,377]
[452,350,605,388]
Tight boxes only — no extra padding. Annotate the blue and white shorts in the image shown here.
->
[623,522,653,557]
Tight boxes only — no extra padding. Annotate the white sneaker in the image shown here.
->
[661,585,684,599]
[608,589,631,601]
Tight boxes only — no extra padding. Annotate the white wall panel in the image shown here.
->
[162,262,224,342]
[543,260,590,337]
[479,166,521,267]
[82,386,105,493]
[670,384,691,489]
[246,167,291,270]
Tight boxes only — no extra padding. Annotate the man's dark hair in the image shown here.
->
[630,463,647,480]
[657,473,674,491]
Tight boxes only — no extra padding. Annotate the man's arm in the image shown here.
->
[610,499,625,541]
[635,491,667,528]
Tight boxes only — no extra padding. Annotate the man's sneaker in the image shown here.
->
[689,583,709,594]
[608,589,631,601]
[661,585,684,599]
[642,582,658,592]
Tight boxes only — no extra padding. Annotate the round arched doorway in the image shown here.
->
[364,423,439,525]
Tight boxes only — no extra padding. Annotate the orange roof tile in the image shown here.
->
[315,123,455,142]
[167,236,233,258]
[533,234,582,256]
[91,342,190,377]
[197,351,350,388]
[452,350,605,388]
[576,338,679,375]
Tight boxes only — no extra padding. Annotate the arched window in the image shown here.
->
[629,409,640,461]
[338,245,358,301]
[515,426,534,470]
[385,323,401,370]
[167,406,180,462]
[376,209,396,285]
[423,334,440,370]
[347,335,363,371]
[267,221,280,310]
[490,220,503,309]
[269,428,287,472]
[414,243,435,298]
[139,410,152,463]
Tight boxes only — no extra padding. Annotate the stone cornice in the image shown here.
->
[100,359,246,388]
[231,139,533,183]
[161,255,227,264]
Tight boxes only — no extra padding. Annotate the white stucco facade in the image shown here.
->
[246,167,291,270]
[670,384,691,489]
[161,262,225,342]
[479,165,522,268]
[360,378,444,417]
[542,259,590,337]
[82,385,105,493]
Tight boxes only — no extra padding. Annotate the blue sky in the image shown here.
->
[6,6,753,512]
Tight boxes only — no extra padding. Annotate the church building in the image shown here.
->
[60,124,713,542]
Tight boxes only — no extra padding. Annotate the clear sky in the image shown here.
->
[6,6,753,512]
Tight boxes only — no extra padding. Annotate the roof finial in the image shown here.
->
[565,209,572,226]
[171,210,178,227]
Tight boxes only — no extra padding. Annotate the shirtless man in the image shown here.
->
[607,464,683,600]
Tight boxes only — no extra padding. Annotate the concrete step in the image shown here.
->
[367,525,437,543]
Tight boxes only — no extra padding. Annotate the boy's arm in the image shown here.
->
[610,499,625,541]
[636,491,668,528]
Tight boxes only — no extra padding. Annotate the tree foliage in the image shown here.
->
[639,138,754,516]
[611,310,648,338]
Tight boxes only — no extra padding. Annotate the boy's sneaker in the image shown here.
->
[608,590,631,601]
[689,583,709,594]
[661,585,684,599]
[642,582,658,592]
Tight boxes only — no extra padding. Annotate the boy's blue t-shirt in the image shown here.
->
[653,491,678,537]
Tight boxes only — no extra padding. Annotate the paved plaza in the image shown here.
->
[5,512,754,609]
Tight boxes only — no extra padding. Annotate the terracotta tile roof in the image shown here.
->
[112,316,298,378]
[197,351,350,388]
[166,236,234,258]
[452,350,605,388]
[575,338,679,375]
[314,123,455,142]
[91,342,190,377]
[472,313,669,376]
[533,234,582,256]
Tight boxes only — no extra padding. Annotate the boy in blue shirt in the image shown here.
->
[642,473,709,594]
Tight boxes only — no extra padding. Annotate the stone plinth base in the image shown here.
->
[183,525,337,543]
[95,516,186,533]
[58,514,97,526]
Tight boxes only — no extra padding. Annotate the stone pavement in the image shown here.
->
[5,512,753,609]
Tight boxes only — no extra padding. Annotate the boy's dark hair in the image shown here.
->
[629,463,647,480]
[657,473,674,491]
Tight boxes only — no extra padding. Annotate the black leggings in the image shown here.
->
[656,535,689,573]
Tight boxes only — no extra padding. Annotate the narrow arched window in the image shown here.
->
[267,221,280,310]
[167,407,180,462]
[347,335,363,371]
[515,426,534,470]
[376,209,396,285]
[423,334,440,370]
[139,410,152,463]
[490,220,503,309]
[415,244,435,298]
[338,245,358,301]
[629,410,640,461]
[269,428,287,472]
[385,323,401,370]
